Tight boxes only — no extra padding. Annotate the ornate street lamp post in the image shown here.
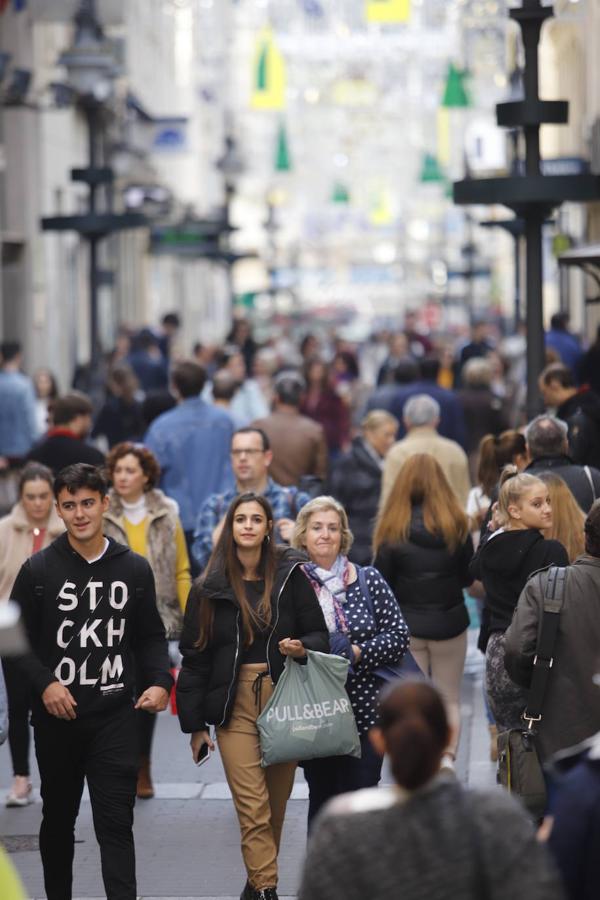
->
[41,0,145,377]
[453,0,600,419]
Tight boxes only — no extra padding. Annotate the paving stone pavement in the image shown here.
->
[0,633,496,899]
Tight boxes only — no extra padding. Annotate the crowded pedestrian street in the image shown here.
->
[0,631,494,899]
[2,1,600,899]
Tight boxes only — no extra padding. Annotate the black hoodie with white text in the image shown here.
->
[10,532,173,721]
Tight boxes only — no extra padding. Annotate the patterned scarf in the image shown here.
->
[302,555,351,634]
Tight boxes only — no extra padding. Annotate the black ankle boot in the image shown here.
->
[252,890,278,900]
[240,882,252,900]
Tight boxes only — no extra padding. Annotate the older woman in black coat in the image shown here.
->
[328,410,398,565]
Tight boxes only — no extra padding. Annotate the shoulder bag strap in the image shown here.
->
[356,565,375,620]
[584,466,597,503]
[522,566,567,728]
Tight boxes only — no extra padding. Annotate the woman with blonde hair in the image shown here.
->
[470,467,568,733]
[292,495,409,824]
[372,454,474,769]
[538,472,585,563]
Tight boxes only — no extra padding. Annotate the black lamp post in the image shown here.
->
[453,0,600,419]
[41,0,146,376]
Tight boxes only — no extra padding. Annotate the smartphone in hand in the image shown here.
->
[195,742,211,766]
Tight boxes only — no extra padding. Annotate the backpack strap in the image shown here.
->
[28,551,46,602]
[523,566,567,728]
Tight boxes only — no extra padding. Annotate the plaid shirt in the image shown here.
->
[191,478,310,568]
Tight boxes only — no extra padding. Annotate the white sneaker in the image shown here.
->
[440,754,456,775]
[6,778,32,808]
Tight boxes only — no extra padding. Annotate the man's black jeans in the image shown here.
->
[33,702,138,900]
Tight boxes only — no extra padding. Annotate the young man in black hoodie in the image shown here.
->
[10,463,173,900]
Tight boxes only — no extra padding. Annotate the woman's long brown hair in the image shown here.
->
[476,430,527,498]
[196,493,276,650]
[373,453,469,553]
[538,473,585,563]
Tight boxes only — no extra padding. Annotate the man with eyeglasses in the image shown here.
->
[191,428,310,570]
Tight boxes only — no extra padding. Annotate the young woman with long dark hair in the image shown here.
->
[373,453,473,770]
[177,493,328,900]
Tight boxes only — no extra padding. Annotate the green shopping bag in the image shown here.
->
[257,650,361,767]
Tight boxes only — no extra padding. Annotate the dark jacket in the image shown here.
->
[525,455,600,513]
[176,548,328,733]
[457,387,506,454]
[556,388,600,470]
[373,509,474,640]
[504,557,600,761]
[299,777,564,900]
[328,437,383,566]
[469,528,568,634]
[10,533,172,721]
[388,381,467,449]
[27,430,105,475]
[547,733,600,900]
[579,343,600,395]
[92,395,145,448]
[301,390,350,453]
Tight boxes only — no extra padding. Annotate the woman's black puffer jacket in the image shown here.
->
[373,507,474,640]
[177,548,328,733]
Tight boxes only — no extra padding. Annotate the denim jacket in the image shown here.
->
[144,397,234,531]
[0,372,37,457]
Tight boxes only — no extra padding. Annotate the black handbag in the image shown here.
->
[497,566,567,820]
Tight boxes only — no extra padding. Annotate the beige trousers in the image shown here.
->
[410,630,468,757]
[216,664,296,891]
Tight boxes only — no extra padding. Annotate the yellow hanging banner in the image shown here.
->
[251,27,287,111]
[366,0,410,24]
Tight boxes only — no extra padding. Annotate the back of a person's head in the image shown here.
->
[403,393,440,429]
[373,452,467,553]
[142,390,177,427]
[525,414,568,459]
[378,681,449,790]
[161,312,180,329]
[274,371,305,407]
[550,312,569,332]
[133,328,159,352]
[213,370,238,402]
[540,362,574,390]
[1,341,21,365]
[477,430,527,497]
[392,358,419,385]
[52,391,93,426]
[171,360,206,398]
[584,500,600,557]
[462,357,492,389]
[419,356,441,382]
